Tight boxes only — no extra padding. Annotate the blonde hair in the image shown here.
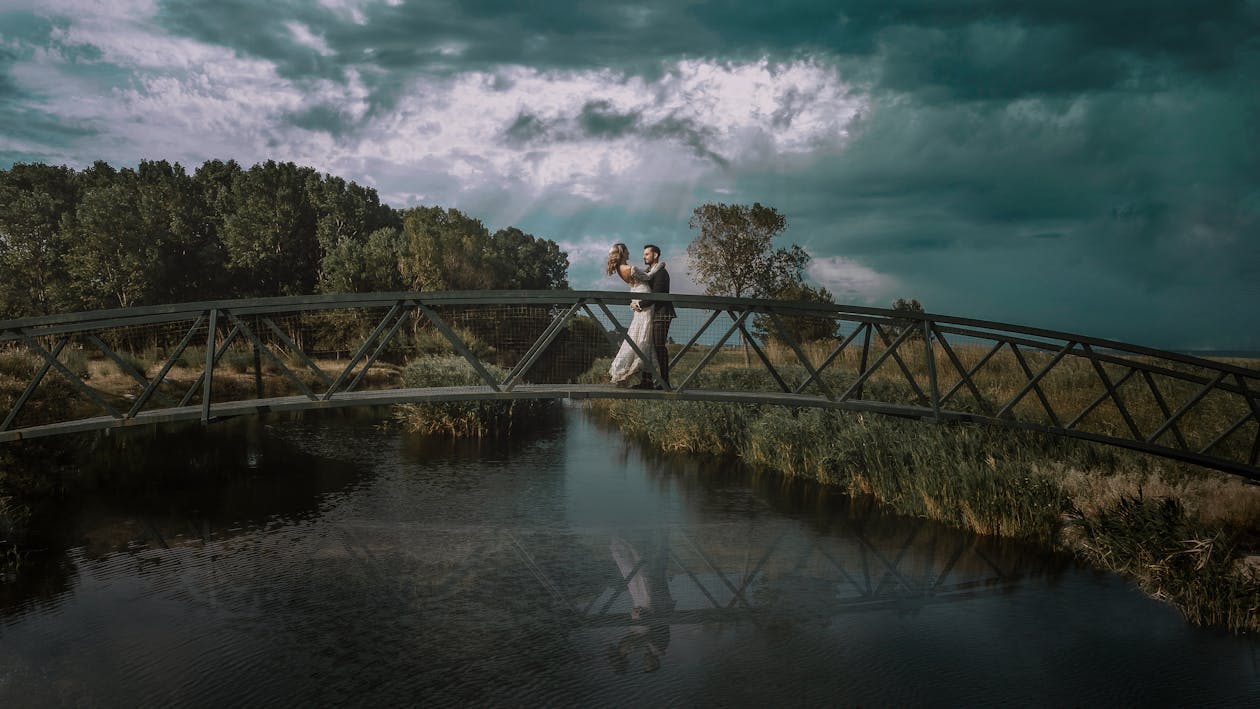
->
[604,243,629,277]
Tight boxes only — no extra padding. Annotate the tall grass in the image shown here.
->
[582,358,1260,633]
[393,355,556,438]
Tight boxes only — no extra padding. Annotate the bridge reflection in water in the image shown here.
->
[510,520,1048,633]
[1,291,1256,478]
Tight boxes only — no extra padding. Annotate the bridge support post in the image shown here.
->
[923,319,940,421]
[253,339,263,399]
[202,308,217,424]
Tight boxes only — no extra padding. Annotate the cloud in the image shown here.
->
[1,0,1257,349]
[806,255,895,304]
[3,0,869,203]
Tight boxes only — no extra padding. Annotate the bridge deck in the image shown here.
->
[2,291,1256,480]
[0,385,940,442]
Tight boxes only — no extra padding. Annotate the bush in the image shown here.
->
[394,355,555,437]
[223,348,256,374]
[58,347,90,380]
[0,349,38,380]
[114,351,152,377]
[179,345,207,370]
[411,326,496,360]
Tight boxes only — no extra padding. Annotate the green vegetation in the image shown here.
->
[580,352,1260,633]
[393,355,556,437]
[0,159,569,319]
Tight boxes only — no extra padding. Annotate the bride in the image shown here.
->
[605,243,665,387]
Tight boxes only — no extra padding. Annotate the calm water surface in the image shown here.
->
[1,405,1257,707]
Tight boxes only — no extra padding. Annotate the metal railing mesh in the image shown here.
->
[1,291,1256,479]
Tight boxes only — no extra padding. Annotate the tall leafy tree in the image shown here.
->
[135,160,221,303]
[687,202,808,299]
[65,175,158,309]
[218,160,319,296]
[688,202,810,362]
[485,226,569,290]
[0,163,79,317]
[320,225,407,293]
[399,206,496,291]
[889,297,928,340]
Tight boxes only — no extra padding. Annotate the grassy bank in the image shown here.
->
[392,355,557,437]
[581,360,1260,634]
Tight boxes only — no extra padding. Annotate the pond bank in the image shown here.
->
[583,390,1260,634]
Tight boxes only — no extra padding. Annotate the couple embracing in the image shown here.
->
[604,243,675,389]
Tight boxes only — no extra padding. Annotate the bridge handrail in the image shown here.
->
[2,290,1256,380]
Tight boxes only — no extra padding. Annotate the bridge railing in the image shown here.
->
[1,291,1257,479]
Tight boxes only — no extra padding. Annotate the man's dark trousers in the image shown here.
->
[649,317,672,387]
[640,265,676,388]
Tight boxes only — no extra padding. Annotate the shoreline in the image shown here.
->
[579,393,1260,634]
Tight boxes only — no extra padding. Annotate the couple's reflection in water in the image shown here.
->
[606,531,675,673]
[574,511,1069,678]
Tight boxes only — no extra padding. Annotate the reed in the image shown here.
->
[393,355,556,438]
[581,358,1260,633]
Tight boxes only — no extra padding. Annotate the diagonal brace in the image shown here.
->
[21,333,121,419]
[794,321,863,395]
[324,303,403,400]
[261,317,333,387]
[768,311,834,400]
[1,337,69,432]
[838,323,917,402]
[416,304,502,392]
[996,341,1071,428]
[504,301,583,389]
[87,334,174,408]
[224,311,318,401]
[129,314,206,417]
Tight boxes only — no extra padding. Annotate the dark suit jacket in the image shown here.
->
[645,266,676,320]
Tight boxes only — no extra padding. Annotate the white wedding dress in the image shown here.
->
[608,263,661,385]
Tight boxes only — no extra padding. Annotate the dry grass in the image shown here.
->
[582,356,1260,633]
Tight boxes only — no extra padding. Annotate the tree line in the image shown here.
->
[0,159,569,319]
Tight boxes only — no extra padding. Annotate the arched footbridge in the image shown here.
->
[1,292,1257,480]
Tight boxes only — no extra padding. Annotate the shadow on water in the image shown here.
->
[1,409,374,619]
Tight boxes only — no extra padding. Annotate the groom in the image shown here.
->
[634,244,675,390]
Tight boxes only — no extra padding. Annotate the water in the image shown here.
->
[1,406,1257,707]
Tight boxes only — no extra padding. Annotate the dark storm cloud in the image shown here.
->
[504,112,548,145]
[578,100,640,138]
[722,72,1260,347]
[286,104,351,135]
[498,106,730,168]
[147,0,1260,154]
[688,0,1260,97]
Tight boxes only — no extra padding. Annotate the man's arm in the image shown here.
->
[630,260,665,284]
[647,267,669,294]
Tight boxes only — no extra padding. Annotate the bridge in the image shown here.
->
[0,291,1257,480]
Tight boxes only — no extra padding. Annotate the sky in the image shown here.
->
[1,0,1258,351]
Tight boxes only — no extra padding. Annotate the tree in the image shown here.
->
[889,297,927,340]
[218,160,320,296]
[687,202,810,362]
[320,225,407,293]
[399,206,496,291]
[687,202,808,299]
[0,163,80,317]
[399,207,569,292]
[485,226,569,290]
[65,178,157,309]
[752,281,839,347]
[134,160,221,303]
